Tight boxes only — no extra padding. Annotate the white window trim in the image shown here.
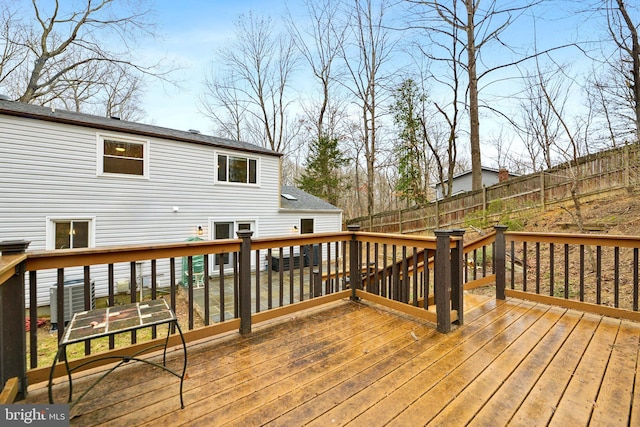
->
[46,217,96,250]
[214,150,260,186]
[96,133,150,178]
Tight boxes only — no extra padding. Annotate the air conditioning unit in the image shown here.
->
[50,278,95,329]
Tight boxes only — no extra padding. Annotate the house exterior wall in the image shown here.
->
[0,113,341,306]
[434,170,502,199]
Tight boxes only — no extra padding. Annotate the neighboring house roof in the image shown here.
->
[0,99,279,157]
[280,186,341,212]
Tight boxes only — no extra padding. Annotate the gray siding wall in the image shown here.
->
[0,114,341,306]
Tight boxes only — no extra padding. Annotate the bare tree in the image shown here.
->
[287,0,348,139]
[516,68,566,169]
[203,12,300,153]
[404,0,551,191]
[610,0,640,142]
[587,0,640,144]
[200,71,249,141]
[340,0,397,216]
[0,0,172,115]
[0,6,27,87]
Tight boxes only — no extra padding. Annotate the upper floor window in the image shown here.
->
[98,134,148,177]
[217,154,257,184]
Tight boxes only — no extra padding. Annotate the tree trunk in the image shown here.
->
[465,1,482,190]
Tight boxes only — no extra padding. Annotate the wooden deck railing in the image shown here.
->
[497,228,640,322]
[0,227,463,402]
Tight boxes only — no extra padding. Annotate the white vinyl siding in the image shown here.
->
[0,114,340,307]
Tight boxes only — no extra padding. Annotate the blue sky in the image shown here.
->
[140,0,301,133]
[139,0,594,137]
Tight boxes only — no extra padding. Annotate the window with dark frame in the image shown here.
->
[217,154,257,184]
[103,139,145,175]
[300,218,314,234]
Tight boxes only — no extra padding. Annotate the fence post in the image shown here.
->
[540,170,545,211]
[236,230,253,336]
[434,230,452,333]
[624,145,630,187]
[0,240,30,401]
[347,224,361,301]
[450,229,465,325]
[482,186,487,224]
[494,225,508,300]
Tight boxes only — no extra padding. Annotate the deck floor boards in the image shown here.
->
[22,295,640,426]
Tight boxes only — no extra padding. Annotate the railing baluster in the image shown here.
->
[170,257,176,334]
[522,241,528,292]
[326,243,332,294]
[56,268,65,346]
[29,271,37,369]
[341,241,347,290]
[473,248,478,281]
[564,244,569,299]
[130,262,137,343]
[203,254,210,326]
[318,243,324,296]
[267,248,273,310]
[84,265,91,356]
[255,250,261,314]
[535,242,541,294]
[549,243,555,297]
[614,247,620,308]
[279,247,284,306]
[482,245,487,277]
[289,246,294,304]
[597,246,602,305]
[634,248,639,311]
[510,242,515,290]
[401,246,408,303]
[151,260,158,337]
[579,245,585,302]
[425,251,431,307]
[233,253,239,318]
[392,245,398,301]
[335,242,341,292]
[299,245,305,301]
[412,248,418,306]
[187,256,194,330]
[381,244,388,298]
[219,257,225,321]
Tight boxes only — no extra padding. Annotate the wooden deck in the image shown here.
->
[23,294,640,426]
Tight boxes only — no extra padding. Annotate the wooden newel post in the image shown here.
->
[434,230,452,333]
[237,230,253,336]
[450,229,465,325]
[347,225,361,301]
[0,240,30,401]
[494,225,508,300]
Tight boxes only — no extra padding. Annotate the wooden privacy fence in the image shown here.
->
[349,144,640,234]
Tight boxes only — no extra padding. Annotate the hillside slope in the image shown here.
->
[472,189,640,237]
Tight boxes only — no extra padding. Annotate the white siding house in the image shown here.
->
[0,99,342,306]
[433,167,519,200]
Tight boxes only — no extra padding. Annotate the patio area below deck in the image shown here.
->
[23,293,640,426]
